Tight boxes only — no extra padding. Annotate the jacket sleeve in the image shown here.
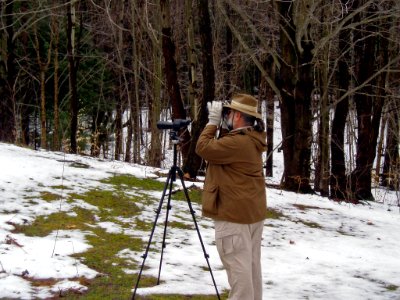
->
[196,125,247,164]
[195,125,217,158]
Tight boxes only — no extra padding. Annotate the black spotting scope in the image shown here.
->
[157,119,191,131]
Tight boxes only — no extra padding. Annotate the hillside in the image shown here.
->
[0,142,399,299]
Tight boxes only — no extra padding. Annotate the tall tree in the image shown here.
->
[52,5,61,151]
[381,99,399,189]
[276,0,314,193]
[350,2,389,201]
[0,0,16,143]
[67,0,81,153]
[33,18,53,149]
[314,4,333,197]
[159,0,191,161]
[182,0,215,178]
[144,1,163,167]
[260,58,275,177]
[18,1,34,146]
[330,0,354,200]
[113,0,128,161]
[129,0,143,164]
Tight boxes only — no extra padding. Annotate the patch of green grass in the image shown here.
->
[353,274,399,293]
[173,187,202,205]
[102,174,166,191]
[79,189,140,219]
[293,204,333,211]
[67,228,144,299]
[13,187,152,299]
[168,220,192,230]
[70,162,90,169]
[386,284,398,291]
[12,208,95,237]
[135,218,154,232]
[51,185,71,190]
[296,220,323,229]
[14,173,225,299]
[25,199,39,205]
[266,208,285,219]
[40,191,61,202]
[336,229,357,237]
[3,209,20,214]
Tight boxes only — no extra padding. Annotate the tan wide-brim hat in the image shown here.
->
[223,93,262,119]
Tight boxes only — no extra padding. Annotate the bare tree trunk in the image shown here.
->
[351,3,387,201]
[52,10,60,151]
[39,71,47,148]
[375,112,387,185]
[147,51,163,167]
[185,0,198,121]
[33,20,53,149]
[182,0,214,178]
[67,0,80,154]
[131,0,142,164]
[316,93,330,196]
[122,0,133,163]
[330,0,354,201]
[382,99,399,190]
[277,0,314,193]
[381,17,400,190]
[259,58,275,177]
[114,90,123,160]
[0,0,17,143]
[144,0,163,167]
[159,0,191,163]
[91,108,104,157]
[223,2,233,97]
[315,9,331,196]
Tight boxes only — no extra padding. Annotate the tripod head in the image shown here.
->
[157,119,191,166]
[157,119,191,144]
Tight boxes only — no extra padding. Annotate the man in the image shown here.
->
[196,93,267,300]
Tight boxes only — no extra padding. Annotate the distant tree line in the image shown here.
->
[0,0,399,202]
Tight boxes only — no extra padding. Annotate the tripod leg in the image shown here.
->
[177,168,221,300]
[157,166,176,284]
[131,168,173,300]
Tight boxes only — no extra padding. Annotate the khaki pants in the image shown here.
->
[215,220,264,300]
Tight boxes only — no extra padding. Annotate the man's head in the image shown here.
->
[223,93,261,130]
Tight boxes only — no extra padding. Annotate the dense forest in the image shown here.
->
[0,0,399,202]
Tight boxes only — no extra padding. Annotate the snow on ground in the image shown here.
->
[0,142,399,299]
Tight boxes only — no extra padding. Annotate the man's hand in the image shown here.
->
[207,101,223,126]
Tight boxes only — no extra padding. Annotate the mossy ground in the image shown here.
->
[12,174,224,299]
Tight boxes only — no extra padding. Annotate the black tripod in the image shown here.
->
[131,129,220,299]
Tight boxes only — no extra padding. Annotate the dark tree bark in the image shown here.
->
[277,0,313,193]
[381,101,399,190]
[0,0,16,143]
[52,12,60,151]
[18,1,34,146]
[330,97,350,200]
[67,2,81,154]
[90,109,106,157]
[259,58,275,177]
[224,2,233,97]
[350,3,387,201]
[265,92,275,177]
[182,0,215,178]
[114,91,123,160]
[330,0,353,200]
[160,0,191,163]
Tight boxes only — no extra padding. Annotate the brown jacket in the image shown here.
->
[195,125,267,224]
